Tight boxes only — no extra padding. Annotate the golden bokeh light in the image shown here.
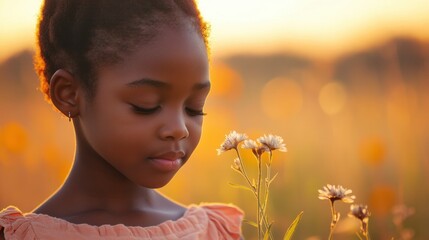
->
[0,122,28,154]
[209,61,243,100]
[199,105,238,148]
[386,83,418,128]
[260,77,303,120]
[359,136,386,166]
[369,185,396,216]
[318,81,348,115]
[41,144,70,181]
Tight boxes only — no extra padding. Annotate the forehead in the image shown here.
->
[96,25,209,83]
[135,25,207,69]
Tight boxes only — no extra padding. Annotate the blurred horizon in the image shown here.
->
[1,0,429,61]
[2,34,429,66]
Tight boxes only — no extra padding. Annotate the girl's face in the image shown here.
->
[77,26,210,188]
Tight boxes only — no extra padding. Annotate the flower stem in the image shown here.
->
[262,152,274,240]
[257,155,262,239]
[329,201,338,240]
[362,221,370,240]
[234,148,255,191]
[234,148,272,239]
[263,152,272,218]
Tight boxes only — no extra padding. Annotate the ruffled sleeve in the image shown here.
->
[0,206,38,240]
[0,204,243,240]
[197,204,244,239]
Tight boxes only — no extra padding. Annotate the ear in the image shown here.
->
[49,69,81,121]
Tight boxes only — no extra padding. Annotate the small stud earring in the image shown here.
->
[68,112,71,122]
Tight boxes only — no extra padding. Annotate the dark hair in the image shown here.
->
[34,0,209,101]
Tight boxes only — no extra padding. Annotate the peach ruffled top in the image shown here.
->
[0,204,243,240]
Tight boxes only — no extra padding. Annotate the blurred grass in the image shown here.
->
[1,37,428,239]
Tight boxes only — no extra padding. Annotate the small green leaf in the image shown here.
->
[263,223,273,240]
[228,182,254,193]
[243,219,258,228]
[283,211,303,240]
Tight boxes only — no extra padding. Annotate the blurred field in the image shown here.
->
[1,37,428,239]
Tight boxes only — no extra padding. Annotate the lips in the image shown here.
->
[150,151,185,161]
[148,151,185,172]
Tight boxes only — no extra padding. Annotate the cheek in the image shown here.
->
[81,104,151,159]
[188,119,204,148]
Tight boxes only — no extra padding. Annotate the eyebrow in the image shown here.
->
[193,81,211,90]
[126,78,211,90]
[127,78,169,88]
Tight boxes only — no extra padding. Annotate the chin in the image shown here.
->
[139,176,175,189]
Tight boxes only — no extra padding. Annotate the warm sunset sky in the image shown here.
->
[1,0,429,62]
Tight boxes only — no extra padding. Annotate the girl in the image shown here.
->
[0,0,243,239]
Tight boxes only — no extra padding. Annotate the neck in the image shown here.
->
[59,128,155,213]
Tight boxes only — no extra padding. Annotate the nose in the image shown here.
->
[159,110,189,141]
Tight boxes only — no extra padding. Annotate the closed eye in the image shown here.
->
[186,107,207,116]
[131,104,160,114]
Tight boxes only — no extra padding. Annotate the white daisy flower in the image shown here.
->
[318,184,356,203]
[217,131,248,155]
[241,139,259,149]
[349,204,371,221]
[257,134,287,152]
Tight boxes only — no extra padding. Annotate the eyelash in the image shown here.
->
[131,105,160,114]
[186,108,207,116]
[131,104,207,116]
